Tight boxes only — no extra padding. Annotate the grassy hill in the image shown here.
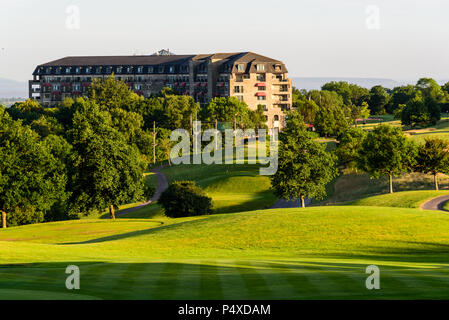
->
[348,190,449,208]
[2,206,449,299]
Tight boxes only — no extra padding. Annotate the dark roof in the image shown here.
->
[34,52,288,74]
[39,55,196,67]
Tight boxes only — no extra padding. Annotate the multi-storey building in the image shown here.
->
[29,51,292,129]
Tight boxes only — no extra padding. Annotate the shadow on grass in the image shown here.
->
[58,218,209,245]
[2,259,449,300]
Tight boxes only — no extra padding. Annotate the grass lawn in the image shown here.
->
[162,163,277,214]
[321,170,449,204]
[347,190,449,208]
[2,206,449,299]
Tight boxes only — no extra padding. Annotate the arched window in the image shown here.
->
[274,115,279,121]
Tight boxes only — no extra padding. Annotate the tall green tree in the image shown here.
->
[336,127,367,170]
[67,100,146,219]
[358,125,417,194]
[270,112,338,208]
[369,85,389,114]
[0,107,67,227]
[414,138,449,190]
[88,75,142,111]
[201,97,252,129]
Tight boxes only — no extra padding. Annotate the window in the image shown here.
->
[116,66,122,74]
[136,84,141,90]
[257,74,266,81]
[257,64,265,72]
[96,67,102,74]
[55,68,61,74]
[75,67,80,74]
[65,67,70,74]
[261,105,268,111]
[127,67,132,73]
[45,67,51,73]
[258,86,266,91]
[234,86,244,93]
[137,66,143,73]
[169,66,174,73]
[236,96,244,102]
[75,84,80,91]
[147,66,154,73]
[106,66,112,73]
[274,115,280,121]
[257,96,266,101]
[158,66,164,73]
[85,67,90,73]
[237,64,245,72]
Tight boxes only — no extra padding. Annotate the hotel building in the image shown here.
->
[30,51,292,129]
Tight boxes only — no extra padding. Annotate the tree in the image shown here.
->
[336,127,367,170]
[88,75,142,111]
[414,138,449,190]
[386,85,417,114]
[270,112,338,208]
[350,102,370,126]
[67,100,146,219]
[294,98,319,124]
[249,105,269,130]
[358,125,417,194]
[159,181,213,218]
[0,107,67,227]
[369,85,389,114]
[201,97,252,129]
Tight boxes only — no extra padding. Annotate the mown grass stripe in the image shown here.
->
[108,263,149,299]
[264,262,320,298]
[171,261,202,300]
[248,261,300,299]
[199,260,223,300]
[232,260,273,299]
[132,262,166,299]
[79,263,130,298]
[153,262,184,300]
[215,260,250,299]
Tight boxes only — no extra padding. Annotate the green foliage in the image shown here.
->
[386,85,417,114]
[89,75,142,111]
[313,91,349,137]
[414,138,449,189]
[293,98,319,124]
[369,85,389,114]
[201,97,252,129]
[336,127,367,169]
[30,115,64,138]
[321,81,370,106]
[401,95,441,127]
[270,113,338,204]
[0,107,67,226]
[159,181,213,218]
[67,100,146,214]
[358,125,417,192]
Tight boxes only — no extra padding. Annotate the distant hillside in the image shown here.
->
[291,77,405,90]
[0,78,28,99]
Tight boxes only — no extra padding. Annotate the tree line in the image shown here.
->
[294,78,449,135]
[0,76,266,227]
[271,113,449,208]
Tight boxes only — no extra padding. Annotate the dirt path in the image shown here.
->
[115,165,169,218]
[271,198,312,209]
[420,195,449,212]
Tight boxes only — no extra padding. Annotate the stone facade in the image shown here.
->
[29,52,292,129]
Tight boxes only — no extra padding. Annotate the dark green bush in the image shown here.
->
[159,181,213,218]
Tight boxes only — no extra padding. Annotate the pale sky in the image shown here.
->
[1,0,449,82]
